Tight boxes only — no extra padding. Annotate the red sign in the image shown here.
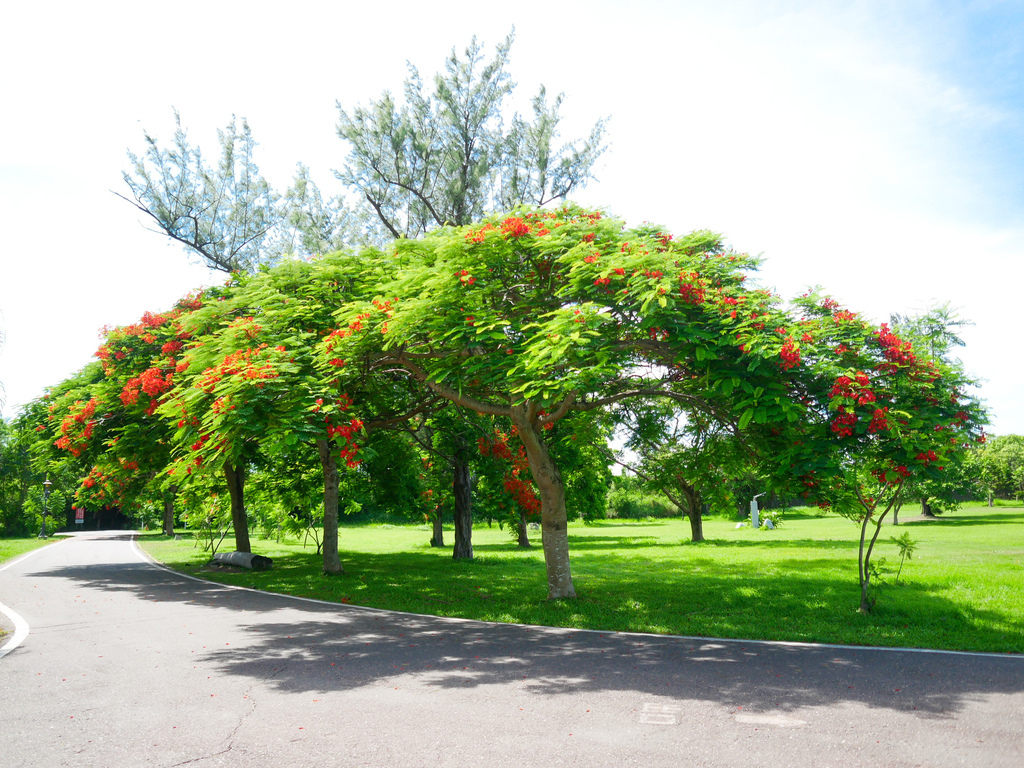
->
[75,508,85,522]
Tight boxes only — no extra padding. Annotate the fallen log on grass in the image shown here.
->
[213,551,274,571]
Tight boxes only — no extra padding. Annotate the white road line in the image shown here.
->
[0,538,70,659]
[0,601,30,659]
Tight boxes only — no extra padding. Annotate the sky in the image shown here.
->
[1,0,1022,433]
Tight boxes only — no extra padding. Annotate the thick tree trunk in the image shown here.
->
[316,438,344,574]
[452,452,473,560]
[512,404,575,599]
[687,508,704,542]
[162,489,175,537]
[223,460,251,553]
[920,496,935,517]
[516,512,531,548]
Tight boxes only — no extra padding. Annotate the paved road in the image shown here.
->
[1,531,1022,767]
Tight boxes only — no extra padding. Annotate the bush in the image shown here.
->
[606,479,676,519]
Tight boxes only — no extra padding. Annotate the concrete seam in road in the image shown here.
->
[129,534,1023,662]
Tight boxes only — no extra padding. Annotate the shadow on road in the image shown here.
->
[23,538,1024,724]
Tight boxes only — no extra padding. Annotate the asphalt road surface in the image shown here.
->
[1,531,1022,767]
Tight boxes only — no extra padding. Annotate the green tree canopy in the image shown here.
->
[335,30,607,239]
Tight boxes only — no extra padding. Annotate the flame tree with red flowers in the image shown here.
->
[160,254,439,572]
[42,301,199,533]
[317,205,821,600]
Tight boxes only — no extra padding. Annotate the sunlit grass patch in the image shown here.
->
[139,503,1024,654]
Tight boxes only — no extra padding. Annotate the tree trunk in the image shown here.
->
[859,493,899,613]
[430,512,445,547]
[920,496,935,517]
[223,460,251,553]
[516,512,531,548]
[316,438,344,574]
[512,403,575,599]
[452,451,473,560]
[162,486,176,537]
[988,492,993,508]
[682,485,704,542]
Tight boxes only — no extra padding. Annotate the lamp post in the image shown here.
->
[38,476,52,538]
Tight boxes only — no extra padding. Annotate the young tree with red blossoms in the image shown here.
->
[760,292,986,612]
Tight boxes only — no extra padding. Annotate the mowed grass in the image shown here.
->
[0,537,59,565]
[139,503,1024,654]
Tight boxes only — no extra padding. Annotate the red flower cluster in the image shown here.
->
[779,338,800,370]
[478,431,541,516]
[832,310,858,323]
[647,327,669,341]
[464,223,495,243]
[175,291,204,311]
[229,317,262,341]
[872,463,910,485]
[465,214,553,243]
[679,283,705,304]
[198,347,279,393]
[831,407,857,437]
[500,217,531,238]
[875,324,917,370]
[121,367,174,406]
[54,398,101,457]
[867,407,889,433]
[211,396,235,415]
[325,416,363,468]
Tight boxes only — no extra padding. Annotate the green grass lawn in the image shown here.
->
[0,537,59,565]
[139,503,1024,654]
